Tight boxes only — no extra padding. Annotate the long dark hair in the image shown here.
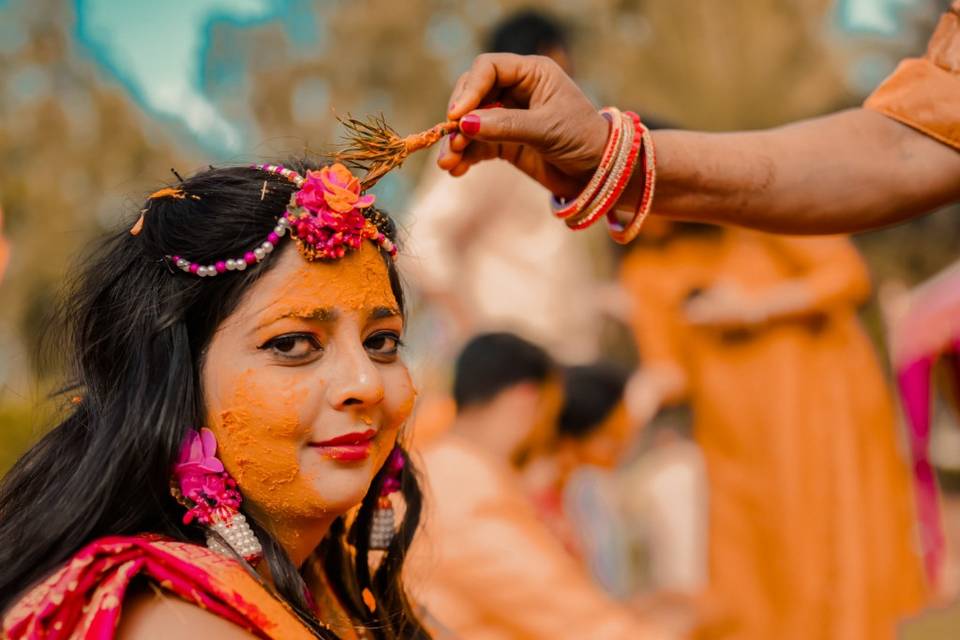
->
[0,160,430,639]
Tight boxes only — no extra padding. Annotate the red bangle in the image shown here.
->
[607,121,655,244]
[564,113,629,229]
[567,111,642,231]
[552,107,623,220]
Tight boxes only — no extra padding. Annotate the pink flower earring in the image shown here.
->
[171,428,262,563]
[370,447,405,550]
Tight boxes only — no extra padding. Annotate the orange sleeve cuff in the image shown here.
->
[864,8,960,151]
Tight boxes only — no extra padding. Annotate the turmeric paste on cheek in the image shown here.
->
[211,370,330,519]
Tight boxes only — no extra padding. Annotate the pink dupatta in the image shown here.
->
[890,260,960,588]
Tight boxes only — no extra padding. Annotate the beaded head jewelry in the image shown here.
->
[164,162,398,278]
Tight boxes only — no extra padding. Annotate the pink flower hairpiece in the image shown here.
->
[171,428,240,526]
[171,428,262,562]
[166,163,397,277]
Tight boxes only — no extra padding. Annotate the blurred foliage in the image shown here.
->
[0,399,53,475]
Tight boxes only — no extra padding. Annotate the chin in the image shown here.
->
[304,455,381,513]
[300,435,397,512]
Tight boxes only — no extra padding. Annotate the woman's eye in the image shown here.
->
[259,333,322,361]
[365,331,402,359]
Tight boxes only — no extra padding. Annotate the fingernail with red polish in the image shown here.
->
[460,114,481,136]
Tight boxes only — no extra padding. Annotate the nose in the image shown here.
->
[325,339,385,410]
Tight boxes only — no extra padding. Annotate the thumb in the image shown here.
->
[459,107,549,147]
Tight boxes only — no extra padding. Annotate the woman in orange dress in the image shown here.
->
[621,226,926,639]
[0,161,429,639]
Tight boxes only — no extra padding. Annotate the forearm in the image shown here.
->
[645,109,960,234]
[750,281,849,325]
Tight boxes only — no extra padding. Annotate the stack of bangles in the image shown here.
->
[551,107,655,244]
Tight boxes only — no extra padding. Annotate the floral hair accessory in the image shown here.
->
[166,162,397,277]
[281,162,392,261]
[171,428,262,562]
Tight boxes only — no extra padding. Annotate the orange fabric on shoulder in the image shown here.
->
[865,7,960,150]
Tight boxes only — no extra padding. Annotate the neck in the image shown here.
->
[451,407,515,463]
[253,510,337,571]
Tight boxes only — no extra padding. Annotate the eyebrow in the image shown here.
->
[254,307,338,332]
[254,305,400,333]
[369,306,401,321]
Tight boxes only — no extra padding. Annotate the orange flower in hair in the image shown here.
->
[296,163,375,215]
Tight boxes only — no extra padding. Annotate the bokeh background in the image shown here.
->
[0,0,957,468]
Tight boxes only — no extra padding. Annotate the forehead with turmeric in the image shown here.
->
[262,243,399,322]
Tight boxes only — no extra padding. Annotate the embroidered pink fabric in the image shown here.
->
[2,535,313,639]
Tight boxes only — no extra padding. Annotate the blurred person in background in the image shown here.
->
[406,333,671,640]
[523,360,706,637]
[620,413,707,640]
[618,223,925,639]
[523,363,638,589]
[403,9,603,366]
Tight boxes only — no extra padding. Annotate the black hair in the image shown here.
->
[557,364,629,440]
[485,9,568,56]
[0,160,429,639]
[452,332,554,410]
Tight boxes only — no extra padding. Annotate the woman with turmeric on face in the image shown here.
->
[0,161,431,639]
[620,224,926,639]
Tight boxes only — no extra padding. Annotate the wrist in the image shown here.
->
[569,112,613,188]
[586,111,611,171]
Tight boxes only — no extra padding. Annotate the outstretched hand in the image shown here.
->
[440,53,609,198]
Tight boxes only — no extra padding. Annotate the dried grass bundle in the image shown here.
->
[336,114,458,188]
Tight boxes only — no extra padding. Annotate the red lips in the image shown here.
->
[309,429,376,461]
[311,429,376,447]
